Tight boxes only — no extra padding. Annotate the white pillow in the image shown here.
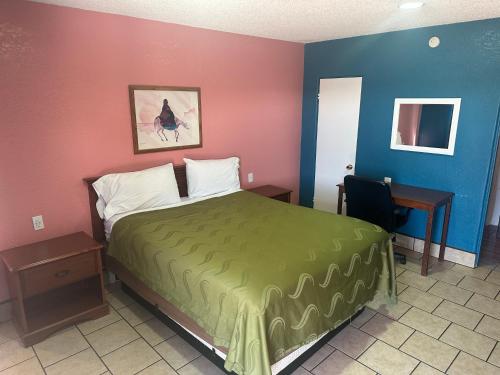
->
[184,157,240,198]
[93,163,180,220]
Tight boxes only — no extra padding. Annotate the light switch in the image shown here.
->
[248,173,254,183]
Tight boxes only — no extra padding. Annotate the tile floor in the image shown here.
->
[1,247,500,374]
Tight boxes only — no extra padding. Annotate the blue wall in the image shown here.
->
[300,19,500,256]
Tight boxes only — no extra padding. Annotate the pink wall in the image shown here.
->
[0,1,304,301]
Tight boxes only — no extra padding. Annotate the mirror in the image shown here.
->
[390,98,461,155]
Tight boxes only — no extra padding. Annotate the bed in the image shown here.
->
[84,164,396,375]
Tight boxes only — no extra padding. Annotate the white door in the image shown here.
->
[313,77,363,213]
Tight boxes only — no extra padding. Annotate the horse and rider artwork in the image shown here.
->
[129,85,202,154]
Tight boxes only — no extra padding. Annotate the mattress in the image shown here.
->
[107,191,396,375]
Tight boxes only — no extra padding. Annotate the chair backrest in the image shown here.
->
[343,175,395,232]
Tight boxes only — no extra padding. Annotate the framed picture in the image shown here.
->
[129,85,202,154]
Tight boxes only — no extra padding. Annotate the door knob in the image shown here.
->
[346,164,353,170]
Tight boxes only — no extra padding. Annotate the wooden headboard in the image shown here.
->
[83,164,188,244]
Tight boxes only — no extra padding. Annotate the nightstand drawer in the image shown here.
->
[248,185,292,203]
[273,193,291,203]
[22,252,98,297]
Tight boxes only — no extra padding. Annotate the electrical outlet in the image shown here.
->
[247,172,254,183]
[32,215,44,230]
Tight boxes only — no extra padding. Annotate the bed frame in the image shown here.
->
[83,163,363,374]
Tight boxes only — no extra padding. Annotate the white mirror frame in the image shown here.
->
[390,98,461,156]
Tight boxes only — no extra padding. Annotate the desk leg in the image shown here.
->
[421,208,435,276]
[439,198,452,261]
[337,190,343,215]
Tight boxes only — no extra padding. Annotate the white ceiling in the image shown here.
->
[31,0,500,43]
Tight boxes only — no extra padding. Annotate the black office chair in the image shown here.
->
[344,175,411,264]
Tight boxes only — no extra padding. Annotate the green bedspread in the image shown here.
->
[107,191,396,375]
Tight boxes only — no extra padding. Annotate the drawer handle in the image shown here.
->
[54,270,70,278]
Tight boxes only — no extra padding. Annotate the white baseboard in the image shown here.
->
[395,233,476,268]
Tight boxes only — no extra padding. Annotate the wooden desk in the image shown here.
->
[337,182,453,276]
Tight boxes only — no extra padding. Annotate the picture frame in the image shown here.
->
[390,98,461,156]
[129,85,202,154]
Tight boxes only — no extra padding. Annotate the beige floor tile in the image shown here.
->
[397,270,437,291]
[447,351,499,375]
[0,340,35,371]
[475,315,500,341]
[429,258,455,270]
[395,266,406,277]
[329,325,375,359]
[488,344,500,367]
[457,276,500,298]
[397,259,422,274]
[312,350,375,375]
[102,338,160,375]
[485,270,500,285]
[350,308,376,328]
[440,323,496,360]
[427,268,464,285]
[396,282,408,295]
[360,313,414,348]
[399,307,450,338]
[107,289,135,310]
[465,293,500,319]
[400,331,458,371]
[154,335,200,370]
[134,318,176,346]
[86,320,139,356]
[0,322,18,345]
[292,368,313,375]
[432,300,483,330]
[451,264,491,280]
[137,360,176,375]
[398,287,442,312]
[78,307,122,335]
[177,356,225,375]
[33,326,89,367]
[358,340,418,375]
[0,303,11,323]
[45,348,106,375]
[366,292,411,320]
[478,258,498,269]
[104,280,122,294]
[428,281,473,305]
[302,344,334,371]
[411,362,444,375]
[118,303,154,327]
[0,357,43,375]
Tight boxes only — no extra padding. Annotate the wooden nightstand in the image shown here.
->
[248,185,292,203]
[1,232,108,346]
